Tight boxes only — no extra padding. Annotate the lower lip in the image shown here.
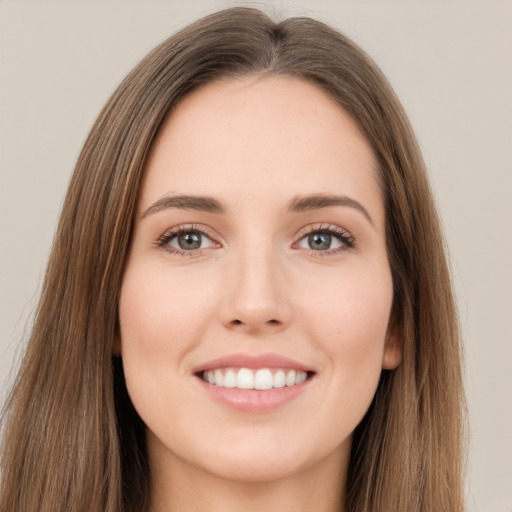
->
[195,376,314,412]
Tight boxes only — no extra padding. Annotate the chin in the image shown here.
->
[200,450,309,484]
[185,429,350,485]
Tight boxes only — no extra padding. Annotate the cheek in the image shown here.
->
[118,260,229,419]
[118,274,169,409]
[118,266,203,398]
[301,268,393,382]
[119,264,214,352]
[118,264,217,435]
[280,267,394,458]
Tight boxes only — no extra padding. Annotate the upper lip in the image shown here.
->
[192,353,314,374]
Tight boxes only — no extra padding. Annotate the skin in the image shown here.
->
[119,76,402,512]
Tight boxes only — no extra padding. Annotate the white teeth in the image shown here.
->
[295,371,307,384]
[254,369,273,390]
[285,370,296,387]
[202,368,309,390]
[214,369,224,387]
[237,368,254,389]
[223,369,237,388]
[273,369,286,388]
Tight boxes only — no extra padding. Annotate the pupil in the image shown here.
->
[309,233,331,250]
[178,232,201,250]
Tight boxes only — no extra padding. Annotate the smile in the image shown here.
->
[201,368,309,390]
[193,353,315,411]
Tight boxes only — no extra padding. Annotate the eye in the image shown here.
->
[295,226,355,253]
[158,226,217,254]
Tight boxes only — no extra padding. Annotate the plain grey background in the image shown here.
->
[1,1,511,511]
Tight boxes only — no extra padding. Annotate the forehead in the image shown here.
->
[140,76,382,219]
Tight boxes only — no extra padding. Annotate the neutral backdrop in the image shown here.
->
[1,1,511,511]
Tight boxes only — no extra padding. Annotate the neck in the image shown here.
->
[147,443,348,512]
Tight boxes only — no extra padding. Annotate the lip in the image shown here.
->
[193,353,316,413]
[192,352,314,374]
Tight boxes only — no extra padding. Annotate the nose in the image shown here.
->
[218,244,292,334]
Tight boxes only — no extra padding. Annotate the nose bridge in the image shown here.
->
[220,233,290,332]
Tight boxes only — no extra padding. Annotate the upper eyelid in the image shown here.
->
[294,223,353,238]
[159,222,351,235]
[160,223,218,238]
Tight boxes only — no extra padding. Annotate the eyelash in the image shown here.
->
[156,224,356,257]
[156,224,217,257]
[295,225,356,256]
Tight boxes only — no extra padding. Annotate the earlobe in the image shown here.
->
[382,321,403,370]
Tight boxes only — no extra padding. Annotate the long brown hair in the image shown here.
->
[0,7,465,511]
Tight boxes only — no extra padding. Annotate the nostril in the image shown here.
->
[229,318,280,327]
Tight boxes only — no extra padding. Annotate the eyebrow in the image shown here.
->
[141,194,225,218]
[287,194,374,226]
[141,192,374,226]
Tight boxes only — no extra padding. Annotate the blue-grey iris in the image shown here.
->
[178,232,202,250]
[308,233,331,250]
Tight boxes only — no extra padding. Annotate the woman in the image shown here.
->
[0,7,465,512]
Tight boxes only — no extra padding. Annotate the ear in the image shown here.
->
[382,317,402,370]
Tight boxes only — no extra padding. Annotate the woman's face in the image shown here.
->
[119,76,401,484]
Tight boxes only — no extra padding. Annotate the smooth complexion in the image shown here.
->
[119,76,402,512]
